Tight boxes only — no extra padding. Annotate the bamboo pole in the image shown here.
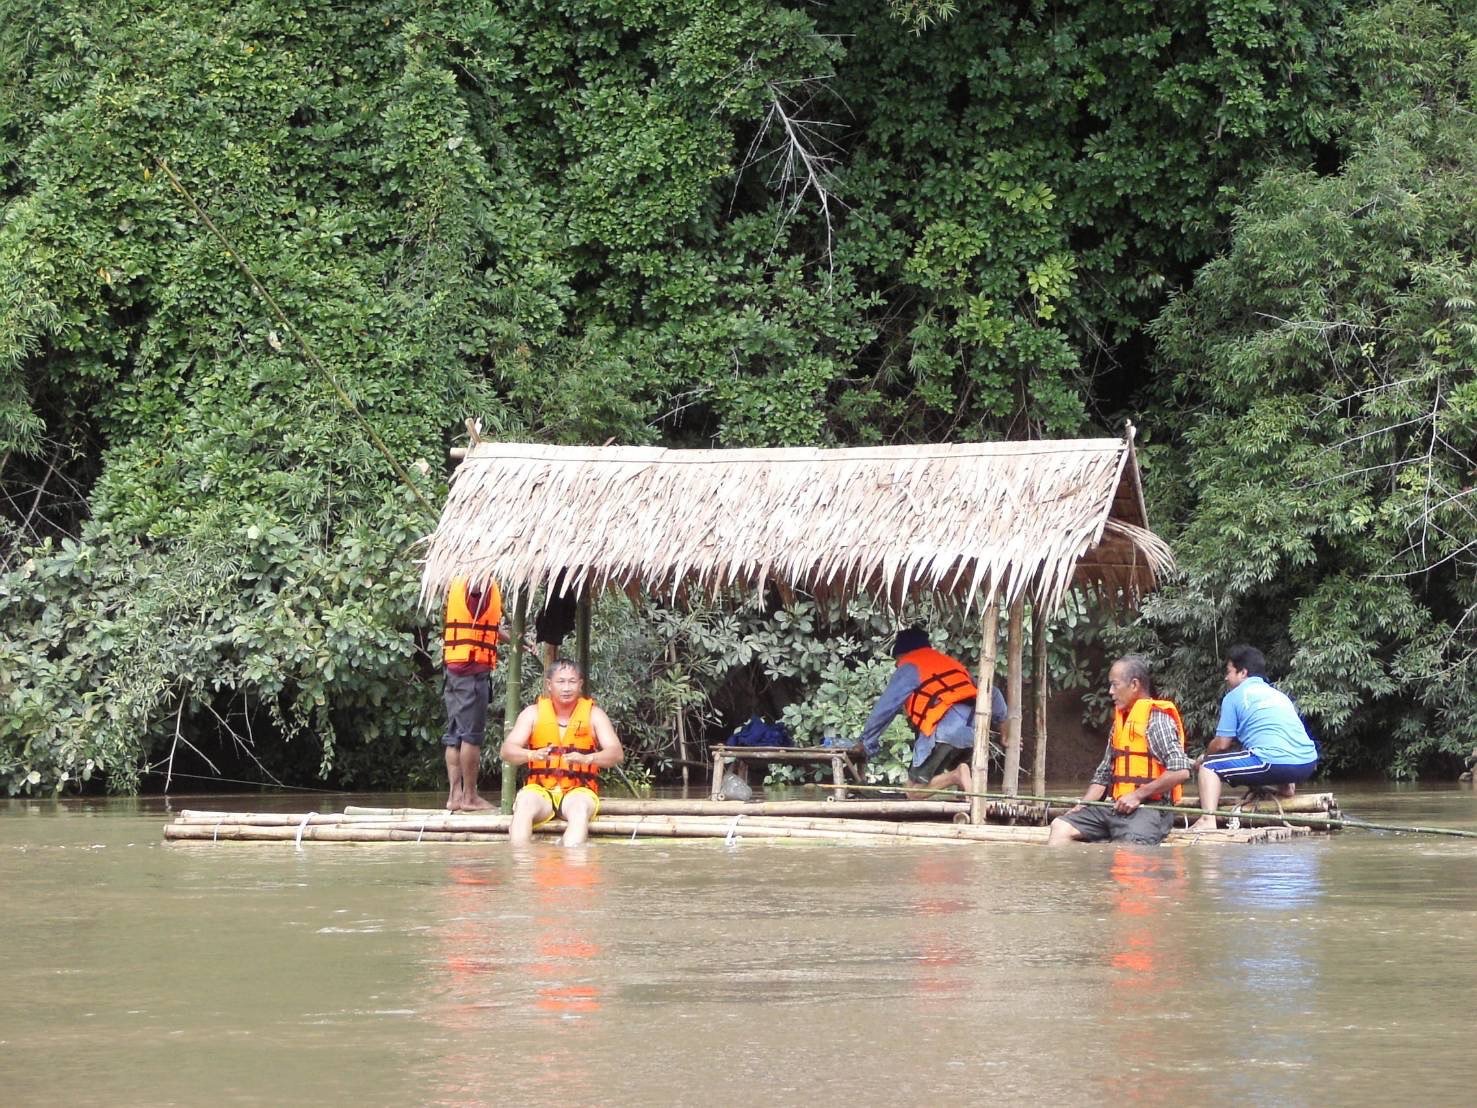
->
[815,784,1340,816]
[969,599,1000,824]
[1031,602,1048,798]
[166,812,1050,844]
[199,809,980,827]
[819,783,1477,838]
[164,812,1306,846]
[500,593,528,814]
[1001,597,1025,797]
[669,642,690,791]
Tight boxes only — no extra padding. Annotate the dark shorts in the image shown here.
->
[442,670,490,747]
[1057,804,1176,845]
[909,742,969,784]
[1204,751,1318,788]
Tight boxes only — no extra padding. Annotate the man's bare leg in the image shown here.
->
[1188,764,1221,830]
[455,742,493,811]
[559,793,597,847]
[1047,816,1086,845]
[509,789,552,847]
[445,746,461,811]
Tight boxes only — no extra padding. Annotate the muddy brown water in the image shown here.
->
[2,784,1475,1106]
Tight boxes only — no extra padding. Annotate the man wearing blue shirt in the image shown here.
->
[856,627,1008,799]
[1188,645,1320,831]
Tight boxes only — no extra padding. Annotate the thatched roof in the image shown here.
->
[419,435,1174,613]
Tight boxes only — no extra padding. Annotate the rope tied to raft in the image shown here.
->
[725,814,744,846]
[213,820,222,843]
[417,816,428,844]
[294,812,317,851]
[630,816,644,843]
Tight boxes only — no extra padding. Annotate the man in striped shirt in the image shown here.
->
[1048,656,1191,845]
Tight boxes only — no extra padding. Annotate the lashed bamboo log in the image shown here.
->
[1002,596,1024,797]
[194,800,972,822]
[164,814,1303,846]
[969,600,1000,825]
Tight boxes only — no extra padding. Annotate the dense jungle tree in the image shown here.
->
[1,0,1470,792]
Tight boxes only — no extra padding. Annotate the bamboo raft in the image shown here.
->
[161,793,1335,847]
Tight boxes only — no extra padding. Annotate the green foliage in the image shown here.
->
[1135,1,1477,775]
[4,0,1469,791]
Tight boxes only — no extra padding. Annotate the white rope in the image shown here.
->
[417,816,428,844]
[724,814,744,846]
[212,820,222,843]
[294,811,317,851]
[630,816,644,842]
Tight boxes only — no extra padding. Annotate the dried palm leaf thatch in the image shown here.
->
[419,435,1173,613]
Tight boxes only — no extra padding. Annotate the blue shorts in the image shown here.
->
[1204,750,1318,788]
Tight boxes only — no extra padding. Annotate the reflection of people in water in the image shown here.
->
[526,849,605,1022]
[501,659,624,847]
[1100,848,1191,1101]
[906,854,970,1004]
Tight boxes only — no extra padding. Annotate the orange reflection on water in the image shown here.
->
[528,849,605,1024]
[909,854,968,1002]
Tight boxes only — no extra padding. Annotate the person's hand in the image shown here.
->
[1113,791,1142,815]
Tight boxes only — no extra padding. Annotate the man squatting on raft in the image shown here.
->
[1188,644,1320,832]
[856,627,1007,800]
[441,576,511,812]
[501,658,624,847]
[1047,655,1191,846]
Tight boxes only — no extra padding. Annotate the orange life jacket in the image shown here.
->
[442,577,502,668]
[1110,697,1186,803]
[526,696,600,794]
[897,646,979,736]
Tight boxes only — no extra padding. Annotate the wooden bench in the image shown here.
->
[709,745,865,800]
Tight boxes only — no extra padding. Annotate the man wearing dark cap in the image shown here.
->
[855,627,1007,799]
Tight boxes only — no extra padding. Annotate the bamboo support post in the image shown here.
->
[500,593,528,814]
[1001,597,1024,797]
[1031,601,1048,799]
[969,600,1000,824]
[669,642,690,791]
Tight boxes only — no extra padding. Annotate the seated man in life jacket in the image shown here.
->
[1187,644,1320,832]
[501,658,624,847]
[1047,655,1191,846]
[856,627,1007,800]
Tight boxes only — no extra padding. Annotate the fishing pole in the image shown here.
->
[818,781,1477,840]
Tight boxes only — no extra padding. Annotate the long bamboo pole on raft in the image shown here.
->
[1031,602,1048,799]
[500,593,527,814]
[969,599,1000,825]
[1001,597,1025,797]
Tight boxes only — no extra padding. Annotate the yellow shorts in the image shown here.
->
[519,784,600,827]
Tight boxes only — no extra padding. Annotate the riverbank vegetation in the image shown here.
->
[2,0,1473,793]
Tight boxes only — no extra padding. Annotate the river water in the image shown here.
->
[2,784,1474,1106]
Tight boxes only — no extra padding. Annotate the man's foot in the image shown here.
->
[445,791,458,811]
[1277,784,1297,798]
[456,794,494,812]
[1187,816,1218,832]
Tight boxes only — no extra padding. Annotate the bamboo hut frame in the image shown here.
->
[426,427,1173,824]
